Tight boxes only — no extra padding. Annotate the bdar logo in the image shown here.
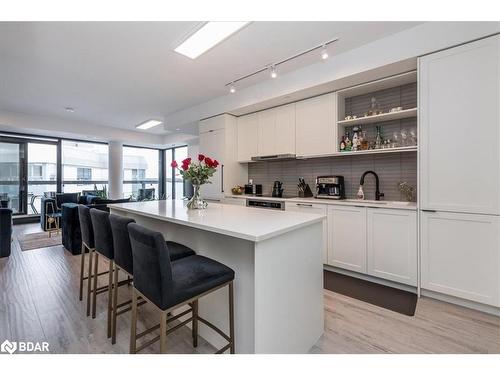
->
[1,340,17,354]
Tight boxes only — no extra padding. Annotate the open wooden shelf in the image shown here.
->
[337,108,417,126]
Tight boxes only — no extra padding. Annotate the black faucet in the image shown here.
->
[360,171,384,201]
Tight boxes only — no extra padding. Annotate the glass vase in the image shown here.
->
[187,184,208,209]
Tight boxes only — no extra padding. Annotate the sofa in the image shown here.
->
[61,198,131,255]
[0,208,13,258]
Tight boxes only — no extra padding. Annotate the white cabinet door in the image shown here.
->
[367,208,417,286]
[327,205,367,273]
[258,109,276,157]
[419,35,500,214]
[275,103,296,155]
[286,202,328,264]
[199,129,224,200]
[296,93,336,157]
[258,104,296,157]
[237,113,259,162]
[421,210,500,307]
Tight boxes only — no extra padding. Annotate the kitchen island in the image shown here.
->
[109,200,325,354]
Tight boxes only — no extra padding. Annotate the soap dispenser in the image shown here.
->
[356,185,365,200]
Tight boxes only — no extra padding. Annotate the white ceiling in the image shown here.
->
[0,21,422,136]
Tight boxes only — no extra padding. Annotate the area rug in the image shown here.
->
[324,270,418,316]
[18,232,62,252]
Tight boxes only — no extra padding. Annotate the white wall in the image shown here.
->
[163,22,500,129]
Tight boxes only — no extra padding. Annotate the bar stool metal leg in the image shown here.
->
[130,288,138,354]
[192,300,198,348]
[111,264,119,344]
[107,259,114,338]
[86,248,93,316]
[229,281,235,354]
[92,252,99,319]
[79,243,85,301]
[159,311,168,354]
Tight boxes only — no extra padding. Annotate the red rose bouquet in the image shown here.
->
[171,154,219,209]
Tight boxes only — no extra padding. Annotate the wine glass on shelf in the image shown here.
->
[400,129,408,147]
[392,132,400,148]
[410,128,417,146]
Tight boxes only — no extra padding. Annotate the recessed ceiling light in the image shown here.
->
[65,107,75,112]
[136,119,163,130]
[174,21,250,59]
[175,128,181,131]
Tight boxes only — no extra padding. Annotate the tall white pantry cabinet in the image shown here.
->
[419,34,500,307]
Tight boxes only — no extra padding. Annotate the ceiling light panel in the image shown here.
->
[175,21,249,59]
[136,119,163,130]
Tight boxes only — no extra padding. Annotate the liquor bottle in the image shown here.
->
[345,132,352,151]
[352,127,359,151]
[339,136,346,152]
[375,126,383,149]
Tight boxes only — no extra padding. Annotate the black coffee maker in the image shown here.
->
[272,180,284,198]
[316,175,345,199]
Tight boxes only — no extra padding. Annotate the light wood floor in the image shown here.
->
[1,223,499,354]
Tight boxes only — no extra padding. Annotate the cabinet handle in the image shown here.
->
[221,164,224,193]
[421,209,436,213]
[296,203,313,207]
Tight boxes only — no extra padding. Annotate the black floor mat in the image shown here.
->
[324,270,418,316]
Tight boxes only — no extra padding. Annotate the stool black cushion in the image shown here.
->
[109,214,196,276]
[0,208,13,258]
[166,241,195,261]
[109,214,135,275]
[62,203,82,254]
[78,205,94,249]
[128,223,234,311]
[90,209,114,259]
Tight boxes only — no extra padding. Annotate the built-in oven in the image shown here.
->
[246,198,285,210]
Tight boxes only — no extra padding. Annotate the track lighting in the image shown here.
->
[321,44,329,60]
[270,65,277,79]
[225,37,338,90]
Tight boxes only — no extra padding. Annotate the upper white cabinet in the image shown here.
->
[367,208,417,286]
[296,93,336,158]
[237,113,259,162]
[258,104,296,157]
[327,205,367,273]
[419,35,500,215]
[286,202,328,264]
[199,114,248,200]
[421,210,500,307]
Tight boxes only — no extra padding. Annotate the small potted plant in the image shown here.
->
[171,154,219,209]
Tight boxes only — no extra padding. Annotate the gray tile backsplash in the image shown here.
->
[248,152,417,202]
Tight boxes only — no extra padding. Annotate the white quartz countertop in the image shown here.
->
[108,200,325,242]
[225,194,417,210]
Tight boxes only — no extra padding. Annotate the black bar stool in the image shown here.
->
[77,205,108,316]
[108,214,196,344]
[90,208,128,338]
[127,223,235,354]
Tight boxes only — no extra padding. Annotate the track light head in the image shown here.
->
[229,83,236,94]
[321,45,329,60]
[270,65,277,79]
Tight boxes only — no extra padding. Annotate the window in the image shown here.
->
[29,164,43,179]
[132,169,145,180]
[77,167,92,181]
[123,146,159,200]
[165,145,188,200]
[62,140,108,194]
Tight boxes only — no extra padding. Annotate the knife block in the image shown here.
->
[299,184,314,198]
